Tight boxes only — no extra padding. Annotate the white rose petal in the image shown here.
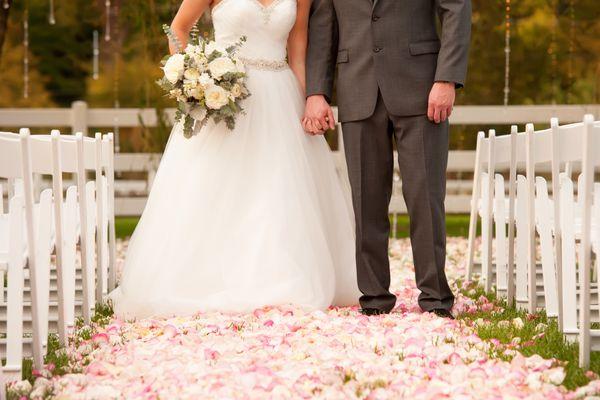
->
[544,368,566,385]
[163,53,185,84]
[512,317,524,329]
[205,85,230,110]
[9,380,32,396]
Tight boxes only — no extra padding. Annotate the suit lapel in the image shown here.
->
[372,0,380,11]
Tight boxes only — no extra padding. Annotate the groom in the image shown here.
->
[304,0,471,317]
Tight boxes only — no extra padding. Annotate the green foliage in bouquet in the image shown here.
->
[157,24,250,138]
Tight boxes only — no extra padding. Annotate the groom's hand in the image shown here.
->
[427,82,456,124]
[303,95,336,135]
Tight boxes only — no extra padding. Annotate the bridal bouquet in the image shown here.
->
[157,25,250,138]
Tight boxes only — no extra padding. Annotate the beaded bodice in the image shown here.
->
[211,0,297,64]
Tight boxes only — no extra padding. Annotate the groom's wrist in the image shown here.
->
[307,93,330,103]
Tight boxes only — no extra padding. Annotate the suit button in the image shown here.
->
[373,47,382,53]
[372,15,380,21]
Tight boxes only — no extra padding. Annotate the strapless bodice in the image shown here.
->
[211,0,297,61]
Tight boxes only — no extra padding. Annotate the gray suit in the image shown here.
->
[307,0,471,312]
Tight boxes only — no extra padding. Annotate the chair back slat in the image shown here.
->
[0,134,24,178]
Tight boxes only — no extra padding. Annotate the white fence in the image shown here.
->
[2,102,599,215]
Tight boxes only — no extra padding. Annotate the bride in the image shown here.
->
[110,0,361,318]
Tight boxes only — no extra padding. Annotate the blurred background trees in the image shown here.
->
[0,0,598,151]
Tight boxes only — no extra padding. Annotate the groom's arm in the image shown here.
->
[306,0,338,101]
[434,0,472,88]
[428,0,471,123]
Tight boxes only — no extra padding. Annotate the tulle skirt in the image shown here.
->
[110,67,360,319]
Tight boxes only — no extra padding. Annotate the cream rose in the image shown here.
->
[162,53,185,84]
[231,83,242,98]
[205,85,229,109]
[208,57,237,80]
[184,68,200,81]
[183,82,203,100]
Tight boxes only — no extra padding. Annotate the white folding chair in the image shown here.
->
[0,129,45,374]
[48,131,98,330]
[577,115,600,367]
[522,123,565,314]
[466,132,488,280]
[71,132,105,315]
[547,120,586,328]
[467,128,524,305]
[101,133,117,293]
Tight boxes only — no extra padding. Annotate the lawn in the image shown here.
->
[116,214,474,239]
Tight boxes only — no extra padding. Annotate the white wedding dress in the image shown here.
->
[110,0,360,319]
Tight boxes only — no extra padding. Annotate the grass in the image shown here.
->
[19,302,116,385]
[457,281,600,390]
[390,214,473,238]
[116,217,140,238]
[116,214,475,239]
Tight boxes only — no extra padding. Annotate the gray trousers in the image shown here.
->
[342,93,455,312]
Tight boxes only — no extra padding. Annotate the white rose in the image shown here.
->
[205,85,229,109]
[162,53,185,84]
[205,41,226,56]
[189,106,207,121]
[184,68,200,81]
[198,72,214,88]
[208,57,237,80]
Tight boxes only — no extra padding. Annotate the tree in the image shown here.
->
[0,0,13,63]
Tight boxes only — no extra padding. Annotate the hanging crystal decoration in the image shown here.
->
[549,0,558,105]
[3,0,10,10]
[113,0,120,152]
[48,0,56,24]
[93,30,99,79]
[104,0,111,41]
[23,6,30,99]
[503,0,511,106]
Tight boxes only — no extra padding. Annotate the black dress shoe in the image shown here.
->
[429,308,455,320]
[359,308,388,316]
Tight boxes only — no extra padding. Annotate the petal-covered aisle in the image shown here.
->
[17,239,600,399]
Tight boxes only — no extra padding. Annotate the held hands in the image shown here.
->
[427,82,456,124]
[302,95,336,135]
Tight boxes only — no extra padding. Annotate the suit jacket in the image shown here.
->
[306,0,471,122]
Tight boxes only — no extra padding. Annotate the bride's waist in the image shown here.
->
[239,56,289,72]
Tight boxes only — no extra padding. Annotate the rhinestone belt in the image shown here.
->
[239,57,289,71]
